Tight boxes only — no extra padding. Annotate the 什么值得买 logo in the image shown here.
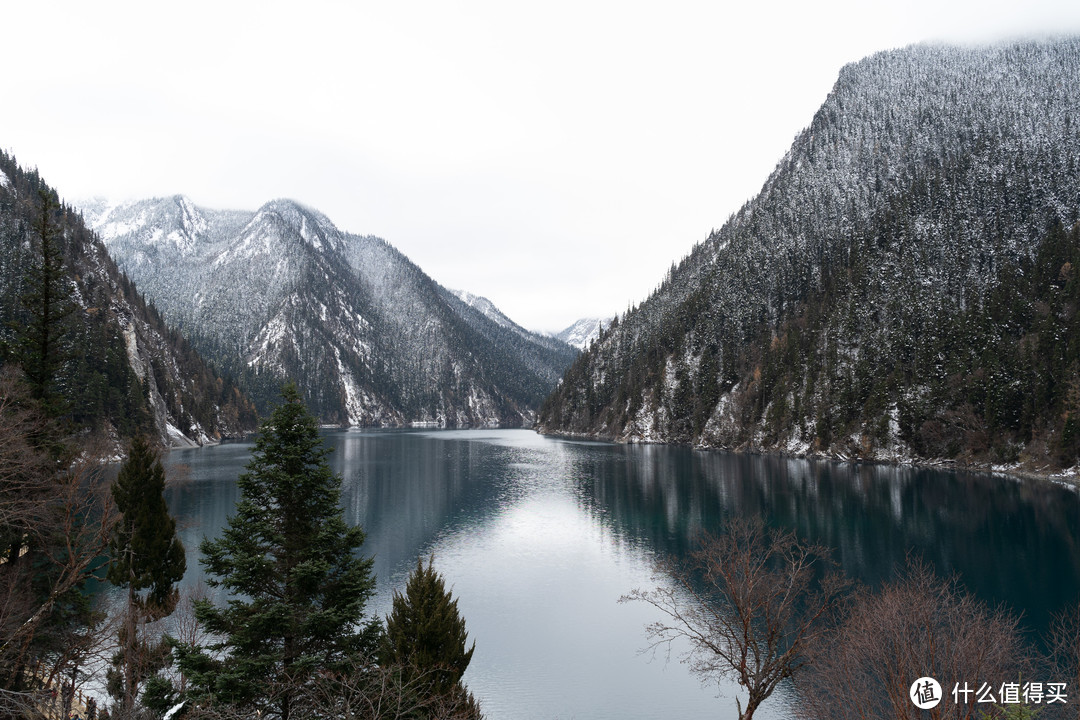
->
[910,677,942,710]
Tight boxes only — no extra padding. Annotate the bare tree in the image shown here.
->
[1048,600,1080,720]
[0,371,118,713]
[0,367,56,563]
[178,661,482,720]
[301,663,481,720]
[621,516,850,720]
[796,558,1035,720]
[167,584,216,700]
[1,442,117,681]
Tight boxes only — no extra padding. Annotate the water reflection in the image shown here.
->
[163,429,1080,718]
[569,445,1080,635]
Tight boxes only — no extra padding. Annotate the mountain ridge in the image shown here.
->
[553,317,610,350]
[537,38,1080,473]
[83,195,577,427]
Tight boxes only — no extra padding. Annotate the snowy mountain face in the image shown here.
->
[448,289,516,330]
[444,287,577,368]
[0,155,255,446]
[538,39,1080,472]
[554,317,609,350]
[84,196,576,427]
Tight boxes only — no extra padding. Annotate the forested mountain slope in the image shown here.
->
[0,151,256,445]
[538,39,1080,471]
[82,197,577,426]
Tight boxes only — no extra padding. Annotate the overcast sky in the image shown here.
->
[4,1,1080,332]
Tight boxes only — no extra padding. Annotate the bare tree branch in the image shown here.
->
[796,557,1036,720]
[621,516,850,720]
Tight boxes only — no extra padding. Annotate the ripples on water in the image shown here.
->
[164,429,1080,720]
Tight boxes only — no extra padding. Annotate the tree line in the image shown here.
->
[537,39,1080,473]
[0,150,257,446]
[0,186,479,717]
[1,377,482,720]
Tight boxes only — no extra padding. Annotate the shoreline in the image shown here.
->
[534,426,1080,490]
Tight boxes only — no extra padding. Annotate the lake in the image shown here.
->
[163,428,1080,719]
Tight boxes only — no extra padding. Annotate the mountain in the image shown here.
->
[0,151,256,446]
[436,287,579,392]
[447,289,519,331]
[82,197,577,427]
[553,317,609,350]
[538,39,1080,472]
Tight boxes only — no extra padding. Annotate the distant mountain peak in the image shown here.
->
[252,198,340,252]
[84,196,578,428]
[448,289,514,329]
[554,317,609,349]
[176,195,208,236]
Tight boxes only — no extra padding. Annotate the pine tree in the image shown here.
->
[176,383,379,720]
[108,437,186,609]
[17,189,76,416]
[107,436,186,715]
[382,555,475,700]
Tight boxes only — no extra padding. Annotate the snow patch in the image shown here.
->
[100,213,149,240]
[165,422,197,448]
[333,346,363,424]
[248,314,288,367]
[299,215,323,250]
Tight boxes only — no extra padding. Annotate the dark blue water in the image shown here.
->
[163,429,1080,719]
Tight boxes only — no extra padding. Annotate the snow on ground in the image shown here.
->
[248,314,288,367]
[165,421,198,448]
[99,207,152,240]
[333,346,363,425]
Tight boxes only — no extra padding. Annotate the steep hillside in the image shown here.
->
[0,152,256,445]
[439,287,577,395]
[538,39,1080,472]
[83,197,576,426]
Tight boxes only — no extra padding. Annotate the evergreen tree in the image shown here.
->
[108,437,186,608]
[17,190,76,416]
[107,436,186,715]
[176,383,379,720]
[382,555,475,700]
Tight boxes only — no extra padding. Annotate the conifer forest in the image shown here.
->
[3,34,1080,720]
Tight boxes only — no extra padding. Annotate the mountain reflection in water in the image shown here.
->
[164,429,1080,719]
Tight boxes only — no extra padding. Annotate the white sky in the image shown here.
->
[4,1,1080,332]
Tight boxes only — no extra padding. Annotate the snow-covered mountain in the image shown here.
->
[81,197,576,427]
[447,289,517,330]
[539,39,1080,472]
[553,317,609,350]
[445,288,577,354]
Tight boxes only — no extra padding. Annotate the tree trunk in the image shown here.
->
[738,693,763,720]
[124,571,136,714]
